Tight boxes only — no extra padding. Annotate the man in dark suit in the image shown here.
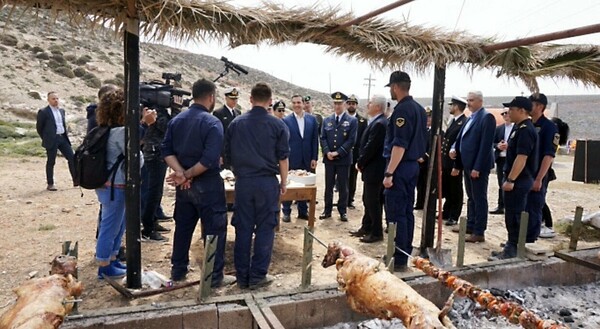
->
[414,107,432,209]
[213,87,242,169]
[442,96,468,226]
[319,92,357,222]
[450,91,496,243]
[490,110,513,214]
[346,94,368,209]
[36,91,75,191]
[281,95,319,222]
[351,95,388,243]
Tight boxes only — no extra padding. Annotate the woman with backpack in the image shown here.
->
[94,89,144,279]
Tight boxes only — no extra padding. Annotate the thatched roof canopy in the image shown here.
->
[2,0,599,90]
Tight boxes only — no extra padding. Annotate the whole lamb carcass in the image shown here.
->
[322,241,455,329]
[0,274,83,329]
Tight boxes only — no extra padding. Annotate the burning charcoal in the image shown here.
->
[559,308,572,316]
[489,287,505,297]
[563,315,575,323]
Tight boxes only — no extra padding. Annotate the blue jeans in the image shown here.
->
[95,187,126,262]
[384,161,419,266]
[463,169,490,236]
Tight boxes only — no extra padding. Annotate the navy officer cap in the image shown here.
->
[528,93,548,106]
[331,92,348,103]
[502,96,532,112]
[224,87,239,99]
[384,71,411,87]
[346,94,359,104]
[448,95,467,106]
[273,100,286,110]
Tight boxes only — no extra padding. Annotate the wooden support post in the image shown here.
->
[517,211,529,259]
[301,226,314,289]
[386,223,397,272]
[124,13,142,289]
[456,217,467,267]
[198,235,218,302]
[569,206,584,251]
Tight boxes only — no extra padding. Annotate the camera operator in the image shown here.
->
[140,95,184,242]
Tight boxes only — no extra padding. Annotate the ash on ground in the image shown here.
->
[323,282,600,329]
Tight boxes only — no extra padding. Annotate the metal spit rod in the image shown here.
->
[306,229,328,248]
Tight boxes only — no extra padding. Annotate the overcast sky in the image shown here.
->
[162,0,600,99]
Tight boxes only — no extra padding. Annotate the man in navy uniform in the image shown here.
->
[346,94,368,209]
[214,87,242,169]
[319,92,357,222]
[450,91,496,243]
[351,95,388,243]
[281,95,319,222]
[526,93,559,241]
[382,71,427,270]
[161,78,234,287]
[304,95,323,137]
[36,91,75,191]
[225,82,290,289]
[489,96,538,260]
[442,96,468,226]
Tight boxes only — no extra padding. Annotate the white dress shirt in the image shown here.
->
[294,112,305,138]
[50,106,65,134]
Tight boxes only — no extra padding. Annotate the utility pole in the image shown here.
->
[363,74,376,101]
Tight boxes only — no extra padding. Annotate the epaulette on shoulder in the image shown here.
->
[519,123,527,129]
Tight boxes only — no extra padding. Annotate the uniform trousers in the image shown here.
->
[141,157,167,236]
[233,176,279,286]
[503,177,533,256]
[324,164,350,215]
[463,169,490,236]
[495,157,506,208]
[384,161,419,266]
[525,175,549,242]
[360,182,384,237]
[45,134,75,185]
[441,167,463,221]
[348,165,359,205]
[171,175,227,284]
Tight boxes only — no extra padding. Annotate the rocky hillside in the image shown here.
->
[0,7,331,155]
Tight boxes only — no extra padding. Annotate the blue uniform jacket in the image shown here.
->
[320,112,357,166]
[453,108,496,173]
[383,96,427,162]
[533,115,559,176]
[225,106,290,178]
[504,119,538,181]
[161,103,223,179]
[283,113,319,170]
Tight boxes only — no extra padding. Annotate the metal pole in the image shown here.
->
[482,23,600,52]
[124,3,142,289]
[420,65,445,253]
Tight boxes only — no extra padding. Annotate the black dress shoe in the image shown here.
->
[445,218,458,226]
[281,214,291,223]
[360,234,383,243]
[319,212,332,220]
[489,207,504,214]
[340,213,348,222]
[349,228,368,237]
[348,203,356,209]
[155,223,171,232]
[297,214,308,220]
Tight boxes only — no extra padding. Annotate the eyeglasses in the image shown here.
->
[276,109,285,112]
[501,112,508,115]
[466,99,475,102]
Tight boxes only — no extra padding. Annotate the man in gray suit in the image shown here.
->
[36,92,75,191]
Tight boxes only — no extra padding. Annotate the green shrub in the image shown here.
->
[73,67,86,77]
[21,43,31,50]
[0,138,45,157]
[115,73,124,80]
[53,66,75,79]
[0,125,19,139]
[64,54,76,62]
[47,59,61,69]
[0,34,18,47]
[70,95,95,103]
[30,46,44,53]
[48,44,64,53]
[51,54,67,65]
[35,52,50,60]
[103,78,123,86]
[83,72,101,88]
[75,54,92,65]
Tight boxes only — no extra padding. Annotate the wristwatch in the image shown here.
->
[384,172,394,178]
[506,177,516,183]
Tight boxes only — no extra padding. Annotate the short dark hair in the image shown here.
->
[394,81,411,91]
[251,83,272,102]
[192,79,216,100]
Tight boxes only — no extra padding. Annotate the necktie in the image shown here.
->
[335,116,339,125]
[231,110,236,118]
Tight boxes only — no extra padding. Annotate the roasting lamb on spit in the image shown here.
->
[0,274,83,329]
[412,257,570,329]
[322,241,456,329]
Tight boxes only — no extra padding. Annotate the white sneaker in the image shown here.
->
[539,226,556,238]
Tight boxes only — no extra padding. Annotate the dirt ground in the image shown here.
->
[0,154,598,312]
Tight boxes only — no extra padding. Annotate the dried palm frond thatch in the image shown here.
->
[1,0,599,90]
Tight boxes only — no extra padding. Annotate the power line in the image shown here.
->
[363,74,376,101]
[453,0,466,31]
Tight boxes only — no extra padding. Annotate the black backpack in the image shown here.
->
[74,126,124,195]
